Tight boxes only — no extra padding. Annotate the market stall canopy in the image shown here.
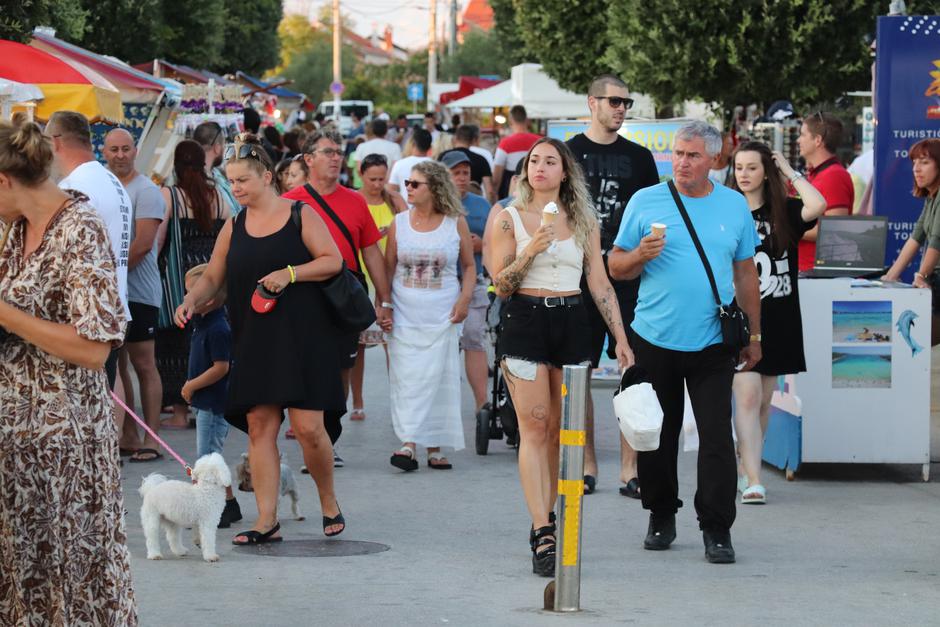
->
[0,78,43,103]
[0,39,122,122]
[31,32,171,104]
[439,76,502,105]
[447,79,511,108]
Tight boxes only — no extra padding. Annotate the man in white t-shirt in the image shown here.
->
[386,128,433,196]
[47,110,133,388]
[353,118,401,173]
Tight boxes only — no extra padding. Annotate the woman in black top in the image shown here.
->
[176,134,346,543]
[727,141,825,505]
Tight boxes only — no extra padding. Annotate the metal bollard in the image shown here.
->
[550,364,589,612]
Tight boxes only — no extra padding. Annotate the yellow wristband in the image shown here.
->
[287,265,296,284]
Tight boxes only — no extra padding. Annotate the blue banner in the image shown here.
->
[874,15,940,280]
[548,119,684,180]
[91,102,155,162]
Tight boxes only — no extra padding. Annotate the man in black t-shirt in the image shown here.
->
[567,74,659,499]
[440,124,494,201]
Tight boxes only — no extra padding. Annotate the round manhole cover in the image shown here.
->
[233,539,390,558]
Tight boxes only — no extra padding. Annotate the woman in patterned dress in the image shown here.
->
[0,119,136,624]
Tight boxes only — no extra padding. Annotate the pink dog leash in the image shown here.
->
[111,391,192,477]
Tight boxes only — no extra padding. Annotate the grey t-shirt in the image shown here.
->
[124,173,166,307]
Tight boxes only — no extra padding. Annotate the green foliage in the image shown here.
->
[0,0,86,43]
[439,29,514,82]
[214,0,283,75]
[280,30,355,104]
[77,0,162,65]
[488,0,531,66]
[512,0,614,93]
[154,0,227,68]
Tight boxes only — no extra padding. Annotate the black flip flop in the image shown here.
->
[233,522,283,545]
[129,448,163,463]
[583,475,596,495]
[619,477,641,499]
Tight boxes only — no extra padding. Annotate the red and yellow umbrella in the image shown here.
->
[0,39,122,122]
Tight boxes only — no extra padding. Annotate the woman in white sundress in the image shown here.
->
[385,160,476,471]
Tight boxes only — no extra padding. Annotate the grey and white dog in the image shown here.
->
[234,452,304,520]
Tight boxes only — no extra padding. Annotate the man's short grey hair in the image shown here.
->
[674,121,723,156]
[301,129,344,153]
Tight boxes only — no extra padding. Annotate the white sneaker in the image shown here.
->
[333,447,344,468]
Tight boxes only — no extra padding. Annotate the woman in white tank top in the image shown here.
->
[489,137,635,577]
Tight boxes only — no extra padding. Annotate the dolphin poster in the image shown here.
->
[896,309,924,357]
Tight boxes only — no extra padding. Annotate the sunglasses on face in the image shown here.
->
[595,96,634,110]
[403,179,428,189]
[224,143,262,161]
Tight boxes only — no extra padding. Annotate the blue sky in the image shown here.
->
[833,300,892,314]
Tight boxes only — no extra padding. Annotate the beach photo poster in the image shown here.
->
[832,300,892,344]
[831,345,892,389]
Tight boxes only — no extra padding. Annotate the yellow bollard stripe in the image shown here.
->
[557,479,582,496]
[559,429,586,447]
[562,496,581,566]
[561,383,568,397]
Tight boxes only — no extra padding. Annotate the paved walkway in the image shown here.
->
[122,353,940,626]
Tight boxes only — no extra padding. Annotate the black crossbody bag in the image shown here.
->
[667,180,750,354]
[294,186,376,333]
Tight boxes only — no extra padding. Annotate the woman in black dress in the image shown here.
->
[176,133,346,543]
[154,140,233,438]
[727,141,825,504]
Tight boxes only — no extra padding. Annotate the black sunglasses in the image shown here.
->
[595,96,634,110]
[403,179,428,189]
[224,143,263,161]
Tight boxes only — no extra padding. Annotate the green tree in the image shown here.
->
[153,0,227,68]
[214,0,282,75]
[439,29,514,82]
[512,0,614,93]
[281,31,355,104]
[77,0,162,65]
[0,0,86,43]
[488,0,530,66]
[605,0,935,118]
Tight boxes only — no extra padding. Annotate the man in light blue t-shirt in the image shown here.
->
[610,121,761,565]
[443,150,492,418]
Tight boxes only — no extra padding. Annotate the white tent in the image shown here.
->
[0,79,43,121]
[448,63,589,119]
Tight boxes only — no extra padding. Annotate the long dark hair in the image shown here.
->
[729,141,796,257]
[173,139,216,233]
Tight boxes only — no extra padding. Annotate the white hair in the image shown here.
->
[675,121,723,156]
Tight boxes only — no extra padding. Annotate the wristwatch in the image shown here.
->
[789,172,804,182]
[380,301,394,309]
[750,334,762,342]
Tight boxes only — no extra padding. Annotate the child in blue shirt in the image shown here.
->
[181,264,241,528]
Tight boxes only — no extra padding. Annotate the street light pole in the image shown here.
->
[332,0,341,125]
[427,0,437,113]
[448,0,457,56]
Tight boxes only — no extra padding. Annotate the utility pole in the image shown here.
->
[427,0,437,113]
[448,0,457,56]
[332,0,341,125]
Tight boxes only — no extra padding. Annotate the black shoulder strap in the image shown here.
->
[303,183,360,272]
[290,200,303,232]
[667,180,721,307]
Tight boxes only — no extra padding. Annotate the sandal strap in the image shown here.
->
[394,446,415,459]
[533,525,555,541]
[428,452,447,461]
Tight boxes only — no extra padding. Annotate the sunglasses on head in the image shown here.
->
[224,143,263,161]
[595,96,634,110]
[403,179,428,189]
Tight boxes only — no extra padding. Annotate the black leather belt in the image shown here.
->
[511,294,583,308]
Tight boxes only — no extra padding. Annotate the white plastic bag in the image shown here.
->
[613,380,664,452]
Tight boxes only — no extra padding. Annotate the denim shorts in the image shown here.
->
[195,408,230,458]
[497,294,592,371]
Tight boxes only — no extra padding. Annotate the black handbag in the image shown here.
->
[667,181,750,354]
[294,188,376,333]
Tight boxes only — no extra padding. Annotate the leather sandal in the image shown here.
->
[531,525,556,577]
[232,522,282,546]
[390,445,418,472]
[323,507,345,537]
[427,451,452,470]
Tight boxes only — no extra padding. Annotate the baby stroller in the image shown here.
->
[475,290,519,455]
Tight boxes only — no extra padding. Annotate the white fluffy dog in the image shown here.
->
[234,452,304,520]
[139,453,231,562]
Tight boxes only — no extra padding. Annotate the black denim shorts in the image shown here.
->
[497,295,593,370]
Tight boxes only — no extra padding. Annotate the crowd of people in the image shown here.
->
[2,66,939,622]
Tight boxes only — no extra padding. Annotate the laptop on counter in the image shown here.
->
[800,215,889,279]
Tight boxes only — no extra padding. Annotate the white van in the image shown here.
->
[316,100,373,136]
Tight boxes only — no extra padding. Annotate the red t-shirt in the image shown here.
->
[797,157,854,271]
[283,184,382,270]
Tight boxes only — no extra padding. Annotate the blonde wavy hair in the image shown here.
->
[411,160,465,218]
[514,137,597,255]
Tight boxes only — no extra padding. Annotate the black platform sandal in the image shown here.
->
[529,511,556,550]
[531,525,556,577]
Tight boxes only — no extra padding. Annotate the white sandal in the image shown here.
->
[741,484,767,504]
[427,451,452,470]
[390,445,418,472]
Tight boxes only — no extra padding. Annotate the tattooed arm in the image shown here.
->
[489,209,554,298]
[584,226,635,368]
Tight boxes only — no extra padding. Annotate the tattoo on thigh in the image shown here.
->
[531,405,547,421]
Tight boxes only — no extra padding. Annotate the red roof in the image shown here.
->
[439,76,501,104]
[459,0,494,33]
